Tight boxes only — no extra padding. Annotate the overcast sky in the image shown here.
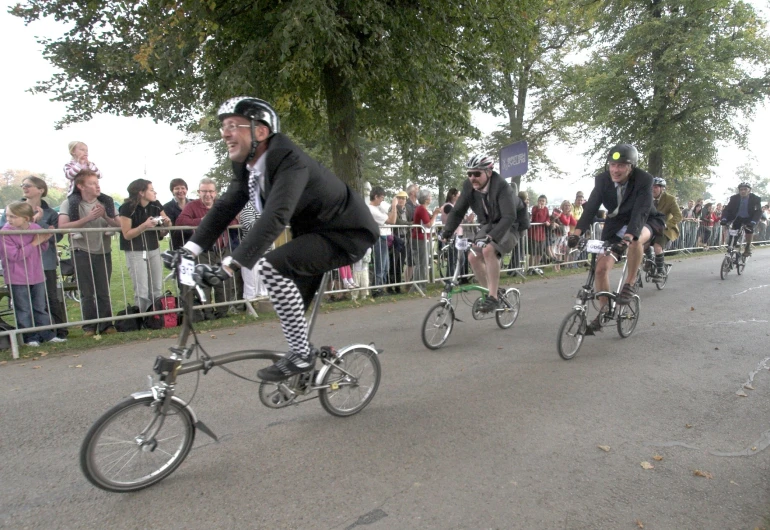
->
[1,1,768,207]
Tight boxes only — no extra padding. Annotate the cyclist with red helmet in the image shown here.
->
[440,154,521,312]
[720,182,762,257]
[567,144,665,334]
[163,97,379,381]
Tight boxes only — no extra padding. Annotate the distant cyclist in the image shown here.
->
[720,182,762,257]
[440,155,520,312]
[568,144,665,334]
[650,177,682,279]
[163,97,379,381]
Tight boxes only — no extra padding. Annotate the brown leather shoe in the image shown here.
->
[101,327,118,335]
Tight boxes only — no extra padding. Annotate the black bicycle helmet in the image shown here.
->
[606,144,639,167]
[217,97,280,133]
[738,181,752,189]
[653,177,666,187]
[466,154,495,171]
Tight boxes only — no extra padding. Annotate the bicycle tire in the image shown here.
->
[736,253,745,275]
[720,255,731,280]
[80,396,195,493]
[421,302,455,349]
[557,308,585,360]
[495,288,521,329]
[319,347,381,417]
[617,296,640,338]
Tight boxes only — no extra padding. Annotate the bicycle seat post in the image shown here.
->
[306,271,331,341]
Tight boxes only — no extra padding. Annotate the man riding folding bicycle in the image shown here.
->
[567,144,665,335]
[440,154,521,312]
[720,181,762,257]
[163,97,379,382]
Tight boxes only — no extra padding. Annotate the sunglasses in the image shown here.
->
[467,171,484,179]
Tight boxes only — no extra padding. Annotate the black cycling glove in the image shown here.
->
[193,264,231,287]
[474,235,492,248]
[439,230,452,242]
[719,218,729,226]
[567,234,581,248]
[161,247,195,270]
[610,240,629,258]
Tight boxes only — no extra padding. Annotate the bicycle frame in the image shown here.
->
[572,245,632,317]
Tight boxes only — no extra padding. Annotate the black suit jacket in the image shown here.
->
[722,193,762,224]
[577,167,655,240]
[442,171,517,242]
[190,133,379,268]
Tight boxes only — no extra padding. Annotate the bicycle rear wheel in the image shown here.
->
[319,347,381,417]
[495,288,521,329]
[557,308,586,360]
[617,296,641,338]
[80,396,195,492]
[421,302,455,349]
[736,253,745,275]
[720,255,731,280]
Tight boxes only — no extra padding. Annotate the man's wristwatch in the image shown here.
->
[221,256,242,271]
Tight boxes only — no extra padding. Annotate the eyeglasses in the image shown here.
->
[467,171,483,179]
[198,190,216,195]
[20,184,36,189]
[219,123,251,134]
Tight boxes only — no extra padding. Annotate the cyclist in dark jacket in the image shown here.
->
[569,144,665,333]
[720,182,762,257]
[167,97,379,382]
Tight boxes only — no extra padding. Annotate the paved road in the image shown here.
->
[1,249,769,529]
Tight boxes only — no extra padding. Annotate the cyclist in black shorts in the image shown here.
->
[720,182,762,257]
[163,97,379,381]
[440,154,520,312]
[568,144,665,334]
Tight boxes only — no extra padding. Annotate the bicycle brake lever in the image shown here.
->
[195,284,208,303]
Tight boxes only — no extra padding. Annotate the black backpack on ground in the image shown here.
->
[0,318,15,350]
[115,306,143,333]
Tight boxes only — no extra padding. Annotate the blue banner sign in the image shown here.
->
[499,140,528,179]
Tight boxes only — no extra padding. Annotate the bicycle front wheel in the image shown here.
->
[617,296,641,338]
[495,288,521,329]
[421,302,455,349]
[720,255,731,280]
[80,396,195,492]
[319,347,381,417]
[736,253,745,275]
[557,308,586,360]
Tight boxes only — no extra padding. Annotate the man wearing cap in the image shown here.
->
[164,97,379,381]
[572,192,585,221]
[649,178,681,278]
[388,190,410,293]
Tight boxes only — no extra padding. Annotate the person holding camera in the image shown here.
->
[119,179,171,312]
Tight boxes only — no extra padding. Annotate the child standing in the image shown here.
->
[0,202,65,347]
[351,248,371,301]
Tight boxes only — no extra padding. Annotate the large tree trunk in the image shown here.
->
[648,149,663,177]
[321,63,362,193]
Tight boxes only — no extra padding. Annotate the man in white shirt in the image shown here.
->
[367,186,398,297]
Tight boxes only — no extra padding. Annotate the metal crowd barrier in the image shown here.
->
[0,224,273,359]
[2,217,767,359]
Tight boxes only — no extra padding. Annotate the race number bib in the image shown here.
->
[585,239,606,254]
[455,237,470,251]
[179,257,196,286]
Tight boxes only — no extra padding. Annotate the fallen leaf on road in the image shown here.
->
[93,335,102,341]
[736,390,748,397]
[73,354,79,357]
[497,347,502,350]
[685,424,693,428]
[210,335,217,339]
[636,521,644,529]
[32,357,38,361]
[40,352,47,357]
[329,323,335,326]
[653,455,663,461]
[33,366,41,369]
[744,383,754,390]
[228,332,236,336]
[714,347,719,350]
[75,364,82,368]
[651,322,655,326]
[641,461,654,470]
[169,334,178,339]
[690,306,695,311]
[730,480,739,485]
[693,470,713,479]
[0,361,6,365]
[752,446,757,451]
[598,445,611,452]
